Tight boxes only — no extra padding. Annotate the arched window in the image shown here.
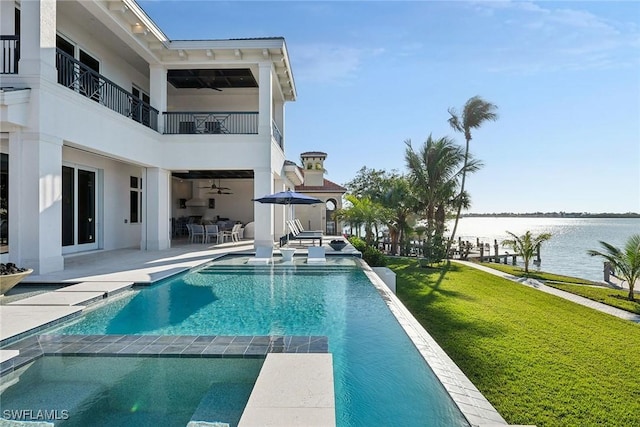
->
[325,199,337,235]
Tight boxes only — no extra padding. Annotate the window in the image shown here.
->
[56,35,101,101]
[131,86,151,126]
[1,153,8,254]
[130,176,142,224]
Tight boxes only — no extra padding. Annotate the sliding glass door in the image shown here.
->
[62,165,98,253]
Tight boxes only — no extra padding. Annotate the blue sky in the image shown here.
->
[139,1,640,214]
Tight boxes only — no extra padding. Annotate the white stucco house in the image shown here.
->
[0,0,302,274]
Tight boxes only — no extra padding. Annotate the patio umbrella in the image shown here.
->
[252,190,323,245]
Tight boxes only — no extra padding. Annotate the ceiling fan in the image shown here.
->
[199,180,233,194]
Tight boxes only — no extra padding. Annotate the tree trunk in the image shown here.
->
[446,138,470,256]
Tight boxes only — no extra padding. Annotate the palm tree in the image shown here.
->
[335,194,386,246]
[587,234,640,301]
[405,135,482,259]
[379,175,417,255]
[447,96,498,253]
[501,230,552,274]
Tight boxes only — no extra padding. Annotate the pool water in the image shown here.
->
[49,258,468,426]
[1,357,262,426]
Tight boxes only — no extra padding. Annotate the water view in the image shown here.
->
[452,217,640,281]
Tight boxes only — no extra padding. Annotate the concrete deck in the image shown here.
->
[52,281,133,295]
[238,353,335,427]
[8,291,106,306]
[0,305,84,343]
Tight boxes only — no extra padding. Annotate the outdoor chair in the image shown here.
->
[284,221,323,247]
[295,218,322,233]
[307,246,326,263]
[223,223,242,242]
[204,224,222,244]
[247,245,273,264]
[185,223,193,242]
[191,224,205,243]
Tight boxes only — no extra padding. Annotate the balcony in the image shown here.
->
[56,49,158,131]
[1,35,19,74]
[163,112,258,135]
[163,112,284,149]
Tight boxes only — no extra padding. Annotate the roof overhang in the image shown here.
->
[284,162,304,186]
[81,1,297,101]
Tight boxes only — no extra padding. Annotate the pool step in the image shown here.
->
[196,265,357,275]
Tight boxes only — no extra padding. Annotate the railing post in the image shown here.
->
[0,36,20,74]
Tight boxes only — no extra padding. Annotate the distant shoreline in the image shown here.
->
[463,213,640,219]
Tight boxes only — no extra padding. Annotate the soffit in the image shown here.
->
[90,1,297,101]
[171,170,254,180]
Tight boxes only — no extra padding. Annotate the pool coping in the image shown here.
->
[0,334,329,378]
[361,259,508,427]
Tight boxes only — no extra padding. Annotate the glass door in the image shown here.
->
[62,165,98,253]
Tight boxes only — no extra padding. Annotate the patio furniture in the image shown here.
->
[295,218,322,233]
[307,246,326,263]
[191,224,205,243]
[204,224,222,244]
[247,245,273,264]
[284,221,323,247]
[222,223,242,242]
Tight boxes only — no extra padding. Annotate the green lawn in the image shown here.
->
[388,257,640,427]
[478,262,640,314]
[545,283,640,315]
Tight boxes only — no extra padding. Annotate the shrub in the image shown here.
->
[363,246,387,267]
[347,236,367,252]
[347,235,386,266]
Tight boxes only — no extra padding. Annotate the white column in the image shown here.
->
[9,131,64,274]
[149,65,167,134]
[274,100,284,149]
[273,177,286,238]
[19,0,57,80]
[143,167,171,250]
[258,62,273,139]
[253,168,274,248]
[0,0,15,34]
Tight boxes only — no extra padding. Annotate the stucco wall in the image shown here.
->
[62,146,144,251]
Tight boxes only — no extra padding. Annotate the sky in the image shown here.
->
[139,0,640,214]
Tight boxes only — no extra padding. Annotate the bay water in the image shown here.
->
[450,217,639,282]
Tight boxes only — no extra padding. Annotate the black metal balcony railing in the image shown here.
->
[56,49,158,131]
[163,111,258,135]
[272,120,283,149]
[1,35,19,74]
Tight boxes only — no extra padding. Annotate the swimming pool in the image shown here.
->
[1,356,262,426]
[48,257,468,426]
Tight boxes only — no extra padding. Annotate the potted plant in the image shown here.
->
[329,239,347,251]
[1,263,33,296]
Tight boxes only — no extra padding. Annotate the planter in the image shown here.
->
[0,269,33,296]
[329,241,347,251]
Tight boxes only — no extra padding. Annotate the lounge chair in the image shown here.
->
[283,220,323,247]
[247,245,273,264]
[307,246,326,263]
[295,218,322,233]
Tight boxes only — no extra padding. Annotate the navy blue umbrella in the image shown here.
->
[252,190,322,205]
[253,190,323,245]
